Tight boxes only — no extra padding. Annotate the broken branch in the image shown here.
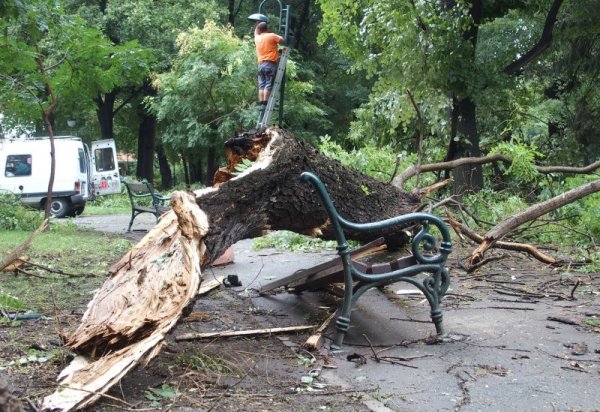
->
[469,179,600,264]
[445,213,559,265]
[176,325,318,342]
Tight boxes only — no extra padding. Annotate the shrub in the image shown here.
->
[0,192,44,231]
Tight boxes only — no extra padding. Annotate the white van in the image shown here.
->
[0,136,120,217]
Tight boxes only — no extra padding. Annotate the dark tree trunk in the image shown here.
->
[205,146,218,187]
[95,91,116,140]
[200,128,421,262]
[294,0,311,53]
[136,112,155,182]
[189,156,203,184]
[227,0,244,26]
[156,142,172,189]
[182,153,190,185]
[448,97,483,194]
[443,0,483,194]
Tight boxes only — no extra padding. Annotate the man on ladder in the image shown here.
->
[254,20,286,122]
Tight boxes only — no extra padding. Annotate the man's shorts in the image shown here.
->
[258,61,278,91]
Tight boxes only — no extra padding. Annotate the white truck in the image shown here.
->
[0,136,120,217]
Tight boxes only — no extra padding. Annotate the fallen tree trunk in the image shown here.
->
[468,179,600,264]
[200,128,420,261]
[42,191,208,411]
[43,128,421,411]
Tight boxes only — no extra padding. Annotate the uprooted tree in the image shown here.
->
[41,127,423,411]
[41,127,600,411]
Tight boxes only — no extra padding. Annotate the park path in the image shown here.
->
[72,213,600,411]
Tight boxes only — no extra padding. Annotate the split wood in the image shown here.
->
[304,311,337,350]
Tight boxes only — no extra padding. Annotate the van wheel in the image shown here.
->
[50,198,70,218]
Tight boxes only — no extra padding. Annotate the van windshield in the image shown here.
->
[94,147,115,172]
[5,154,32,177]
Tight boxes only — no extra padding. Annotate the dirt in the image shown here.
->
[2,215,600,411]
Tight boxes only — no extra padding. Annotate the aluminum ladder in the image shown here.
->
[257,47,289,128]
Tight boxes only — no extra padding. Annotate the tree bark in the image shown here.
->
[95,91,116,140]
[447,97,484,195]
[136,111,155,182]
[446,214,558,265]
[203,128,421,261]
[155,141,172,189]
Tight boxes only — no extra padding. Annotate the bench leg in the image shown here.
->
[431,307,445,336]
[331,254,355,350]
[127,212,136,232]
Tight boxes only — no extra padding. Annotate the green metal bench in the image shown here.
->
[123,181,171,232]
[300,172,452,349]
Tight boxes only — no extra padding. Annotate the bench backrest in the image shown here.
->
[124,181,163,208]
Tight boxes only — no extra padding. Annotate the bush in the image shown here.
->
[0,192,44,231]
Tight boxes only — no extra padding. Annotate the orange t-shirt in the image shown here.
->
[255,32,283,63]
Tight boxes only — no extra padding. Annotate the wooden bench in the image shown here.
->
[123,181,171,232]
[299,172,452,349]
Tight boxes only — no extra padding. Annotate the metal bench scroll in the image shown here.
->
[300,172,452,349]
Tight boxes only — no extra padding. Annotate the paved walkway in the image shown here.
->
[72,214,600,411]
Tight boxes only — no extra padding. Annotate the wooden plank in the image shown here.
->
[198,276,224,295]
[259,237,386,293]
[303,310,338,350]
[175,325,317,342]
[291,254,418,293]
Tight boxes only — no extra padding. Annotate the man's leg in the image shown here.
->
[258,88,266,120]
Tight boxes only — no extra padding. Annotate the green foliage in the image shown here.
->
[318,135,397,181]
[0,348,59,368]
[318,135,440,191]
[252,230,338,252]
[490,141,543,183]
[0,0,153,132]
[151,20,256,153]
[0,293,26,312]
[176,349,241,376]
[0,193,44,230]
[144,384,179,407]
[539,175,600,243]
[232,158,254,176]
[464,189,529,226]
[464,174,599,264]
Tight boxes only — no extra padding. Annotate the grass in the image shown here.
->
[83,192,131,215]
[0,223,131,314]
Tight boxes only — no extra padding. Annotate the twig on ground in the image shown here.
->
[570,280,581,300]
[546,316,579,325]
[15,267,48,279]
[362,334,380,362]
[465,254,510,273]
[21,260,99,277]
